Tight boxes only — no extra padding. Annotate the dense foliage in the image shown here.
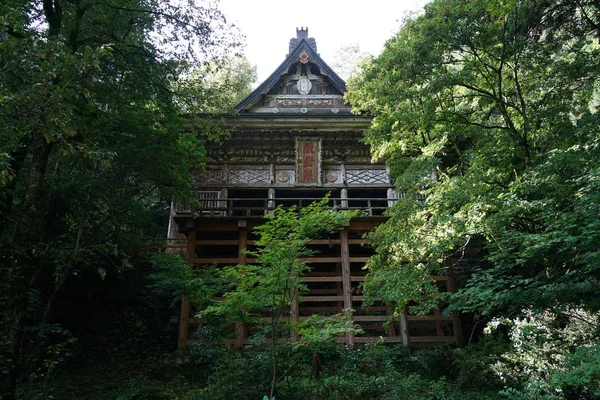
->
[0,0,242,398]
[348,0,600,317]
[345,0,600,397]
[3,0,600,398]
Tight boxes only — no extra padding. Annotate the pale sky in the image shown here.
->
[219,0,428,84]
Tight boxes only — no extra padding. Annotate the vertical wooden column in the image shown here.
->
[445,267,464,346]
[290,286,299,342]
[340,188,348,209]
[340,225,354,347]
[178,229,197,350]
[267,188,276,216]
[235,220,248,348]
[238,220,247,265]
[399,311,409,347]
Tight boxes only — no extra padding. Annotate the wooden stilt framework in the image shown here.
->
[176,215,463,350]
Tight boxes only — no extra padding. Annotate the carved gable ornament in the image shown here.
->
[297,50,310,64]
[297,76,312,95]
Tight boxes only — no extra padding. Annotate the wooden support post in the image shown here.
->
[267,188,275,215]
[220,188,228,216]
[235,220,248,348]
[238,220,247,265]
[178,229,197,350]
[399,311,409,347]
[445,266,465,346]
[434,308,444,337]
[177,299,190,351]
[340,226,354,348]
[335,262,343,311]
[386,305,397,337]
[290,286,299,342]
[340,188,348,209]
[235,322,246,348]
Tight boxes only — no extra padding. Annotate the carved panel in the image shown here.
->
[323,166,343,184]
[277,99,303,107]
[228,168,270,185]
[195,169,222,185]
[306,99,332,107]
[275,167,296,185]
[346,169,389,185]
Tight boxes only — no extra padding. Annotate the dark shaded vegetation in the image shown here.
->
[2,0,600,398]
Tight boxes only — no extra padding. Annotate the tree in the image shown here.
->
[0,1,240,397]
[331,43,371,81]
[199,198,360,399]
[177,54,257,114]
[346,0,600,317]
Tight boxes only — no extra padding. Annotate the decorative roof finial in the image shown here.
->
[288,27,318,55]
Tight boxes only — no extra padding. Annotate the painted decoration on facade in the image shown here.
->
[296,139,321,183]
[297,76,312,95]
[346,169,389,185]
[228,168,270,185]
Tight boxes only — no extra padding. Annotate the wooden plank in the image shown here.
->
[351,296,381,301]
[307,239,341,245]
[353,315,393,321]
[194,257,239,264]
[340,228,354,348]
[196,239,256,245]
[194,257,258,264]
[348,239,367,245]
[349,257,370,263]
[298,257,342,263]
[299,306,343,312]
[302,276,343,282]
[406,315,454,321]
[300,296,344,302]
[353,336,405,343]
[178,229,196,350]
[407,336,457,343]
[196,240,239,245]
[350,276,366,282]
[354,305,388,311]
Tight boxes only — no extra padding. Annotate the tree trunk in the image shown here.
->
[2,132,53,400]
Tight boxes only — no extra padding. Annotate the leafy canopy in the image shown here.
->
[347,0,600,316]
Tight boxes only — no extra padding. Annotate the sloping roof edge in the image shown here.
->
[235,37,347,113]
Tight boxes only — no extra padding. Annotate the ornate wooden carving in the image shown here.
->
[296,138,321,184]
[346,168,389,185]
[228,168,270,185]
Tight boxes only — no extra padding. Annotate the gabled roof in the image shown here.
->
[235,29,347,113]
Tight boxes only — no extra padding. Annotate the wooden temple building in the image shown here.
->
[170,28,463,349]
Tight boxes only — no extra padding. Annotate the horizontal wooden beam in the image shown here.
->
[352,336,405,343]
[298,257,341,263]
[302,276,343,282]
[408,336,457,342]
[353,315,393,322]
[196,239,257,245]
[349,257,370,262]
[407,315,454,321]
[300,295,344,302]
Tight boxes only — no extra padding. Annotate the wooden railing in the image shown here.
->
[175,196,398,217]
